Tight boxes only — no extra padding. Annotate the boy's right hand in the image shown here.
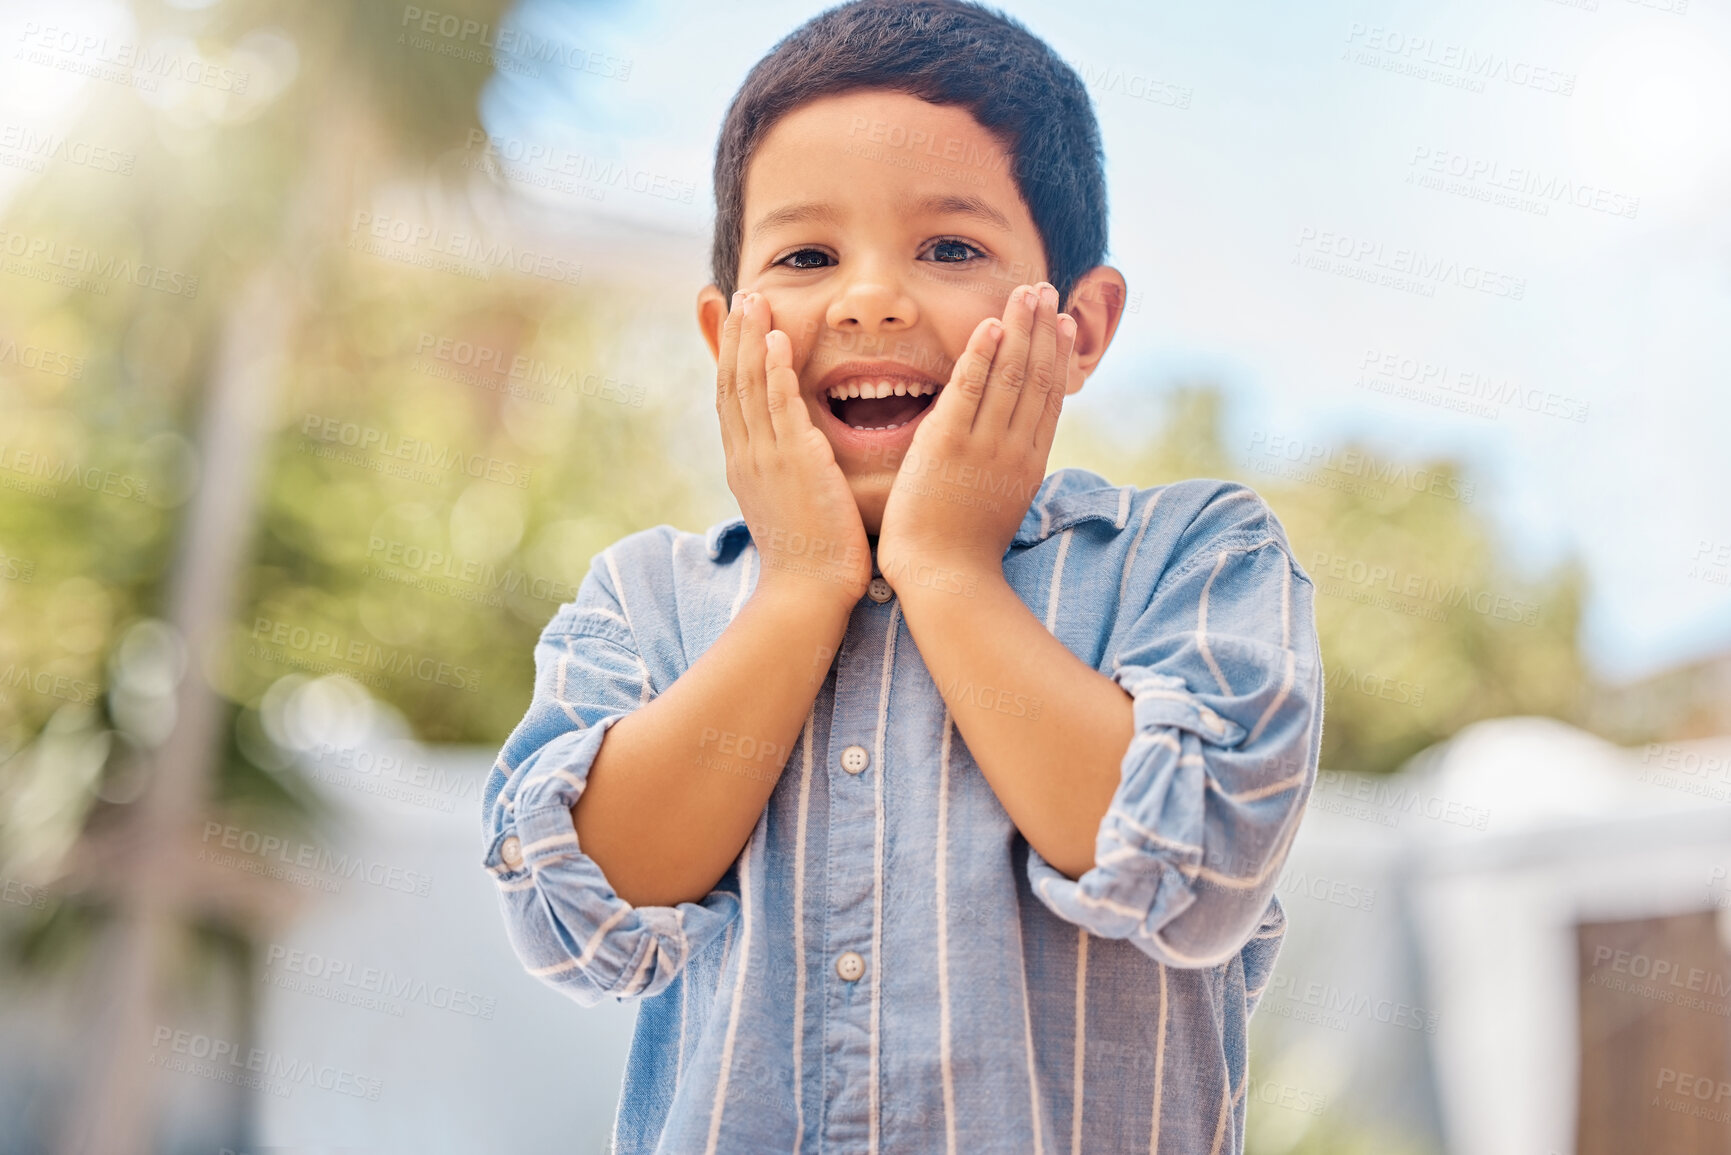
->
[717,291,871,608]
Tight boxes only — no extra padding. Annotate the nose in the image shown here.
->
[824,261,919,339]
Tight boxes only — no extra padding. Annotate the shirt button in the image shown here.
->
[835,951,866,982]
[840,745,870,775]
[500,835,525,870]
[866,576,894,603]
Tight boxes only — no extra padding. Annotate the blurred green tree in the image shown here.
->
[0,1,707,1150]
[1054,385,1593,777]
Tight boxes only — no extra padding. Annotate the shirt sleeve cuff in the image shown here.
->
[483,714,739,1005]
[1025,664,1228,956]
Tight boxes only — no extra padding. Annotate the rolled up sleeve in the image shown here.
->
[1028,495,1322,969]
[480,556,738,1006]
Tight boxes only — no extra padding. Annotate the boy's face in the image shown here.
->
[698,90,1121,535]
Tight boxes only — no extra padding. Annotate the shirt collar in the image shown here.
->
[702,468,1134,562]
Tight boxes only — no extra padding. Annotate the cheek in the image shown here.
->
[928,297,1000,364]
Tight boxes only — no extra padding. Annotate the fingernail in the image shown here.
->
[1039,283,1058,308]
[731,291,744,309]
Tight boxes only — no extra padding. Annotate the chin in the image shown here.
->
[844,476,891,539]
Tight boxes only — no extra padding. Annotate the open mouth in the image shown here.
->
[825,378,943,430]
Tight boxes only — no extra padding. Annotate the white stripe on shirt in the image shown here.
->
[1118,490,1162,612]
[869,604,900,1155]
[791,709,815,1155]
[705,813,763,1155]
[937,712,958,1155]
[1196,551,1235,697]
[1149,963,1168,1154]
[1071,927,1089,1155]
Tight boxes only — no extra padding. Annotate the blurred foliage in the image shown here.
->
[0,0,706,957]
[1056,386,1594,776]
[1246,1108,1438,1155]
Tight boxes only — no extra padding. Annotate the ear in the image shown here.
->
[1059,267,1127,396]
[697,284,730,361]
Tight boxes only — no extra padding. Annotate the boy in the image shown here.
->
[480,2,1323,1152]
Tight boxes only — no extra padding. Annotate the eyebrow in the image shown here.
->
[913,193,1013,233]
[750,201,844,239]
[749,193,1013,240]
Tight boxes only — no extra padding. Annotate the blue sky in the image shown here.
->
[483,0,1731,682]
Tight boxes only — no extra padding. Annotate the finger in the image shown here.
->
[735,293,776,444]
[930,314,1004,434]
[1010,283,1062,440]
[716,291,748,445]
[973,283,1037,432]
[1032,311,1076,454]
[763,328,808,443]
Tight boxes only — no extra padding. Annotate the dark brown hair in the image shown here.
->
[709,0,1108,311]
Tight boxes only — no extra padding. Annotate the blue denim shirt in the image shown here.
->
[481,468,1323,1155]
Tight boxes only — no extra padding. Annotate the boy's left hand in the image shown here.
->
[876,281,1078,591]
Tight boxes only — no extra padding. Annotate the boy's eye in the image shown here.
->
[777,248,834,270]
[924,238,985,263]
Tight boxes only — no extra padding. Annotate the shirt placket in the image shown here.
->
[819,583,897,1154]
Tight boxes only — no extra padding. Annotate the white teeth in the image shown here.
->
[823,377,943,400]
